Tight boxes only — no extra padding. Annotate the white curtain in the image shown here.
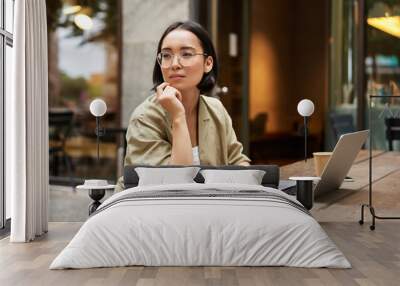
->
[6,0,49,242]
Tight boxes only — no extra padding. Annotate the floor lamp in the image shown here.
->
[297,99,315,162]
[76,99,115,215]
[89,99,107,163]
[290,99,317,210]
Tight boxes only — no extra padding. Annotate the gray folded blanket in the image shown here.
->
[91,189,310,217]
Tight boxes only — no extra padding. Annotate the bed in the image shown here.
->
[50,165,350,269]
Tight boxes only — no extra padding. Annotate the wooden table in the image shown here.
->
[280,150,400,222]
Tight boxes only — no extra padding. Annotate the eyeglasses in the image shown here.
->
[157,51,208,68]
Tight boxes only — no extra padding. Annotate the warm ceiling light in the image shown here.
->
[367,16,400,39]
[63,5,82,15]
[74,13,93,30]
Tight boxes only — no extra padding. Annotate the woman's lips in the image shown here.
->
[169,75,185,80]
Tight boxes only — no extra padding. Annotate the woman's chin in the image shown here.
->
[168,83,186,91]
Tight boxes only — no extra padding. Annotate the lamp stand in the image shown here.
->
[95,116,105,163]
[304,116,308,162]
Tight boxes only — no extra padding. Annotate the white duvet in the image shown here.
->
[50,183,351,269]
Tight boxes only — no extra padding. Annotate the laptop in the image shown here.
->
[313,130,369,197]
[279,130,369,197]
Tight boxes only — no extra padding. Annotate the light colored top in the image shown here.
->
[115,94,250,192]
[192,146,200,165]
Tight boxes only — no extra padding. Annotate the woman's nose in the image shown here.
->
[171,55,181,69]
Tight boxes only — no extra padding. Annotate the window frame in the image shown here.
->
[0,0,14,232]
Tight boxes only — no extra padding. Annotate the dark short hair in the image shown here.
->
[152,21,218,94]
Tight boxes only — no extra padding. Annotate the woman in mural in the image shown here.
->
[115,21,250,192]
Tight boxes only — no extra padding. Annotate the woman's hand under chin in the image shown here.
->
[156,82,185,121]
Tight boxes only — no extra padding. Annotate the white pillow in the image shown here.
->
[135,167,200,186]
[200,169,266,185]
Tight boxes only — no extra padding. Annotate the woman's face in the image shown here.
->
[159,29,213,92]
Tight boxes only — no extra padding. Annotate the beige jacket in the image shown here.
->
[115,94,250,192]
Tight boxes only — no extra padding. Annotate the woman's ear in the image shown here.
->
[204,56,213,73]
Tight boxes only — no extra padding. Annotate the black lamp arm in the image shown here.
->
[95,117,105,137]
[95,116,105,162]
[304,116,308,162]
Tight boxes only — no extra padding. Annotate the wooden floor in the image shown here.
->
[1,150,400,286]
[1,222,400,286]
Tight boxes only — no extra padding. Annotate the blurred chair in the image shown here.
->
[250,113,268,139]
[104,127,128,179]
[329,112,356,142]
[49,109,74,182]
[103,127,128,155]
[385,117,400,151]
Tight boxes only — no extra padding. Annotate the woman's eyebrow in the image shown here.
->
[161,46,196,52]
[161,47,172,52]
[180,46,196,50]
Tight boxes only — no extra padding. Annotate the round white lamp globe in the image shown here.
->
[90,99,107,117]
[297,99,315,117]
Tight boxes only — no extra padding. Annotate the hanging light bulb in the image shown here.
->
[367,16,400,39]
[74,13,93,30]
[63,5,82,15]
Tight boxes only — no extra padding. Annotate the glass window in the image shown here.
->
[0,37,3,229]
[0,1,3,28]
[1,0,14,229]
[369,96,400,151]
[365,0,400,150]
[5,44,12,219]
[47,1,121,184]
[5,0,14,33]
[327,0,358,149]
[331,0,357,107]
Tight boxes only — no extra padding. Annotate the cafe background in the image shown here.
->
[43,0,400,185]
